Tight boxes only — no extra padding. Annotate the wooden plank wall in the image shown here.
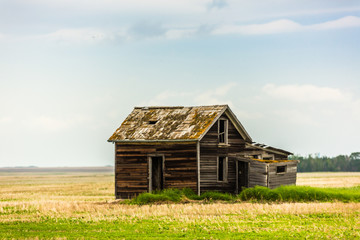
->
[200,114,246,193]
[115,142,197,199]
[268,162,298,189]
[248,161,268,188]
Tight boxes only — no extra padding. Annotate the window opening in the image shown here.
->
[218,119,227,143]
[148,120,158,125]
[218,156,227,181]
[276,166,286,174]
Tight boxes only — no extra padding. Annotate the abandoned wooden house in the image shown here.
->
[108,105,298,199]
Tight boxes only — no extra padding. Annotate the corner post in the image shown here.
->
[197,141,201,196]
[114,142,118,199]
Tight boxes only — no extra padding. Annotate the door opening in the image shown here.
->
[237,161,249,192]
[150,156,164,192]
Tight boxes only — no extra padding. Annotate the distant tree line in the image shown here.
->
[289,152,360,172]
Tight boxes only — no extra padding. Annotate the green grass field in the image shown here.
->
[0,170,359,239]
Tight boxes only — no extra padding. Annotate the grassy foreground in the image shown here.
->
[1,171,360,239]
[128,186,360,204]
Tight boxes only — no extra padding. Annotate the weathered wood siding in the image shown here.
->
[268,161,298,188]
[115,142,197,199]
[199,114,246,193]
[248,161,268,188]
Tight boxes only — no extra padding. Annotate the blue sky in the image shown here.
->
[1,0,360,167]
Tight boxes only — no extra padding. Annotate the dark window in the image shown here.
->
[218,157,227,181]
[277,166,286,174]
[148,120,157,125]
[218,119,227,143]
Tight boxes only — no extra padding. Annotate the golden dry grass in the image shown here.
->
[297,172,360,187]
[0,171,359,223]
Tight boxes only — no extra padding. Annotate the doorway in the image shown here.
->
[149,156,164,192]
[237,161,249,193]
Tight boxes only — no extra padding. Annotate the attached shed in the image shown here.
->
[108,105,298,199]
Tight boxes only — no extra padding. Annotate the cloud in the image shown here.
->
[5,14,360,44]
[27,115,91,132]
[36,28,113,44]
[164,28,197,40]
[311,16,360,30]
[212,16,360,35]
[144,91,194,106]
[144,82,237,106]
[194,82,237,105]
[26,0,207,14]
[207,0,228,10]
[0,116,12,124]
[128,22,167,39]
[262,84,350,103]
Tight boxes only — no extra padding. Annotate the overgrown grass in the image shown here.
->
[129,186,360,204]
[130,188,235,204]
[239,185,360,202]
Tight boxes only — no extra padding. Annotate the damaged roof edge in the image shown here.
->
[134,106,185,109]
[246,142,293,156]
[197,105,228,141]
[224,107,252,143]
[107,139,198,143]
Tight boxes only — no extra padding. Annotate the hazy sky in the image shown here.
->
[1,0,360,167]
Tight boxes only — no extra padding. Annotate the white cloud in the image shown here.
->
[36,28,113,44]
[207,0,228,10]
[143,91,194,106]
[0,116,12,124]
[27,115,91,132]
[194,82,237,105]
[164,29,197,40]
[40,16,360,44]
[213,19,301,35]
[27,0,208,14]
[262,84,350,103]
[144,82,237,106]
[212,16,360,35]
[40,16,360,43]
[311,16,360,30]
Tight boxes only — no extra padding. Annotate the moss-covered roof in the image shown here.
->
[108,105,228,142]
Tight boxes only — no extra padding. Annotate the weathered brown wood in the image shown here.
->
[112,106,296,199]
[199,114,246,193]
[115,142,197,198]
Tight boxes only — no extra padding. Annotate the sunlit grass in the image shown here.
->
[0,171,359,238]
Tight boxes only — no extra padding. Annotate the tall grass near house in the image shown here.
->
[239,185,360,202]
[130,188,235,204]
[130,185,360,204]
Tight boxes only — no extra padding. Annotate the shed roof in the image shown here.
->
[245,142,293,156]
[108,105,252,142]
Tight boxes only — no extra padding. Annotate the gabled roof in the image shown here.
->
[108,105,252,143]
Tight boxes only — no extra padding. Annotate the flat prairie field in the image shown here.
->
[0,170,359,239]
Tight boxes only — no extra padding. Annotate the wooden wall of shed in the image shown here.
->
[115,142,197,199]
[268,162,298,189]
[248,161,268,188]
[199,114,246,193]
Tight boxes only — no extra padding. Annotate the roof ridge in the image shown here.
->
[134,104,228,110]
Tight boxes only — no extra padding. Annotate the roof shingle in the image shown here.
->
[108,105,227,142]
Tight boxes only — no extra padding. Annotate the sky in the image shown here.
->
[1,0,360,167]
